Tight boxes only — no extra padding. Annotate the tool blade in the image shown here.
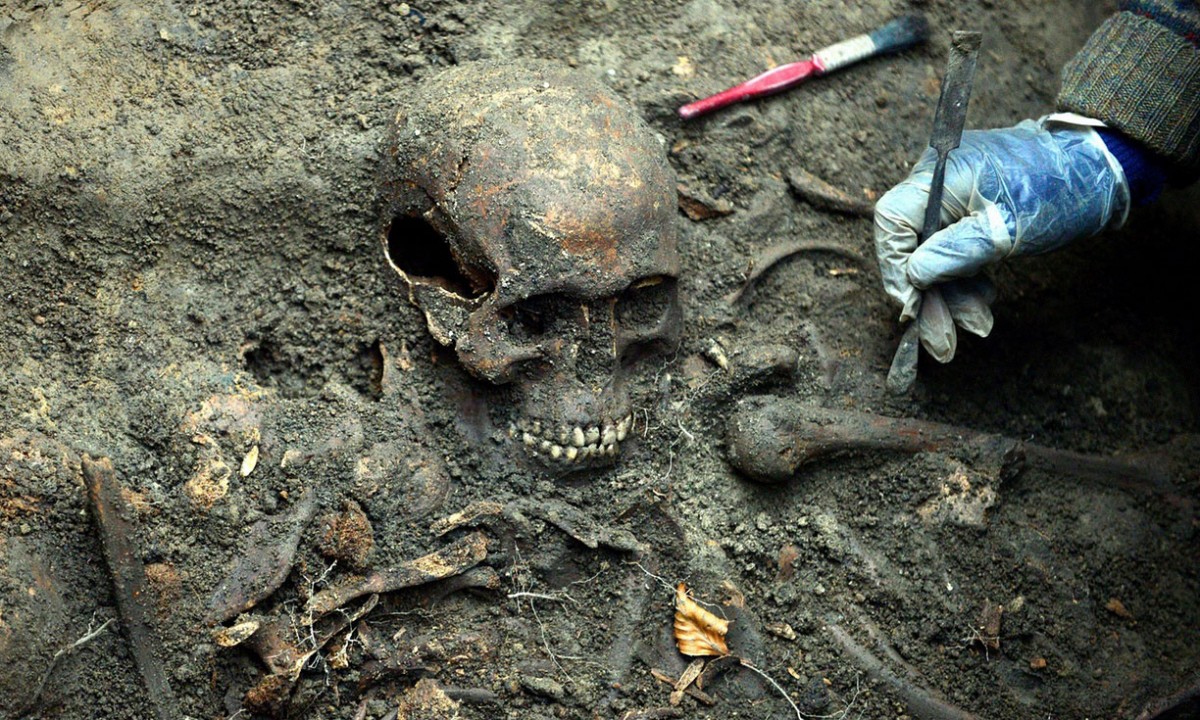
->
[929,31,981,154]
[886,320,921,394]
[886,29,982,394]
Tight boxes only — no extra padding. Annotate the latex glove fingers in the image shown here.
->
[911,277,996,365]
[916,286,957,363]
[909,277,996,365]
[877,122,1128,314]
[941,276,996,338]
[874,176,930,321]
[874,144,1000,320]
[906,207,1010,289]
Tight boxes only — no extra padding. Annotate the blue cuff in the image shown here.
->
[1095,127,1168,205]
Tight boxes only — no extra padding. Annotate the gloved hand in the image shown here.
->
[874,118,1130,362]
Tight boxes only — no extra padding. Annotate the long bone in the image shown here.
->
[726,397,1184,506]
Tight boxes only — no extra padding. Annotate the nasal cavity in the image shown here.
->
[385,214,492,298]
[575,303,617,390]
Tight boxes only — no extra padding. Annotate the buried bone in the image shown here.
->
[305,531,489,618]
[430,498,645,554]
[214,533,490,713]
[83,456,181,720]
[727,397,1180,497]
[725,240,863,306]
[205,488,317,625]
[236,594,380,679]
[381,60,680,475]
[827,623,980,720]
[786,168,876,218]
[235,594,380,716]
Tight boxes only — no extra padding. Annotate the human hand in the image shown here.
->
[874,118,1130,362]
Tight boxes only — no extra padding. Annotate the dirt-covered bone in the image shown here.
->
[381,60,681,472]
[83,456,180,720]
[727,397,1183,501]
[304,531,489,617]
[205,489,317,625]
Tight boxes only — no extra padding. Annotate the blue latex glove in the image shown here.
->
[874,118,1130,362]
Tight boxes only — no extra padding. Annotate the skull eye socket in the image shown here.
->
[617,275,676,334]
[385,214,494,299]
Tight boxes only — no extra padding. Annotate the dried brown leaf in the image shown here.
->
[673,583,730,657]
[975,599,1003,651]
[776,544,800,583]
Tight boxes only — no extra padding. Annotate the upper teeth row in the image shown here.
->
[508,414,633,461]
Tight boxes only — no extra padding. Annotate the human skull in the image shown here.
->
[381,61,680,472]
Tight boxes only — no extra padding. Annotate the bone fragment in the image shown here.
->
[205,488,317,624]
[650,668,717,706]
[729,345,798,392]
[212,618,261,647]
[246,594,378,678]
[432,499,644,554]
[787,168,875,218]
[421,565,502,605]
[670,659,706,706]
[83,456,180,720]
[827,624,979,720]
[704,340,730,372]
[241,594,378,715]
[240,444,260,476]
[727,398,1014,483]
[726,240,863,305]
[305,531,489,618]
[430,500,504,536]
[727,397,1180,503]
[677,184,734,220]
[515,498,646,554]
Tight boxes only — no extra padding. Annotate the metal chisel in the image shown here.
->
[886,30,982,394]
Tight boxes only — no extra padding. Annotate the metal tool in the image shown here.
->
[885,30,982,394]
[678,14,929,120]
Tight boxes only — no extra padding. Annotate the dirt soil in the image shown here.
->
[2,0,1199,719]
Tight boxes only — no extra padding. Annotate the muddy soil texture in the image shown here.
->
[2,1,1198,719]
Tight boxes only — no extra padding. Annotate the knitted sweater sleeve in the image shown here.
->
[1057,1,1200,181]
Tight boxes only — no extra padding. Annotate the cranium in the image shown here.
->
[381,60,680,472]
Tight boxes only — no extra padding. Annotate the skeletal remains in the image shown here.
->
[381,60,681,472]
[1,49,1189,720]
[726,396,1184,505]
[68,58,1193,720]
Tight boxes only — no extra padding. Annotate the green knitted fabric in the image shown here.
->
[1058,8,1200,179]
